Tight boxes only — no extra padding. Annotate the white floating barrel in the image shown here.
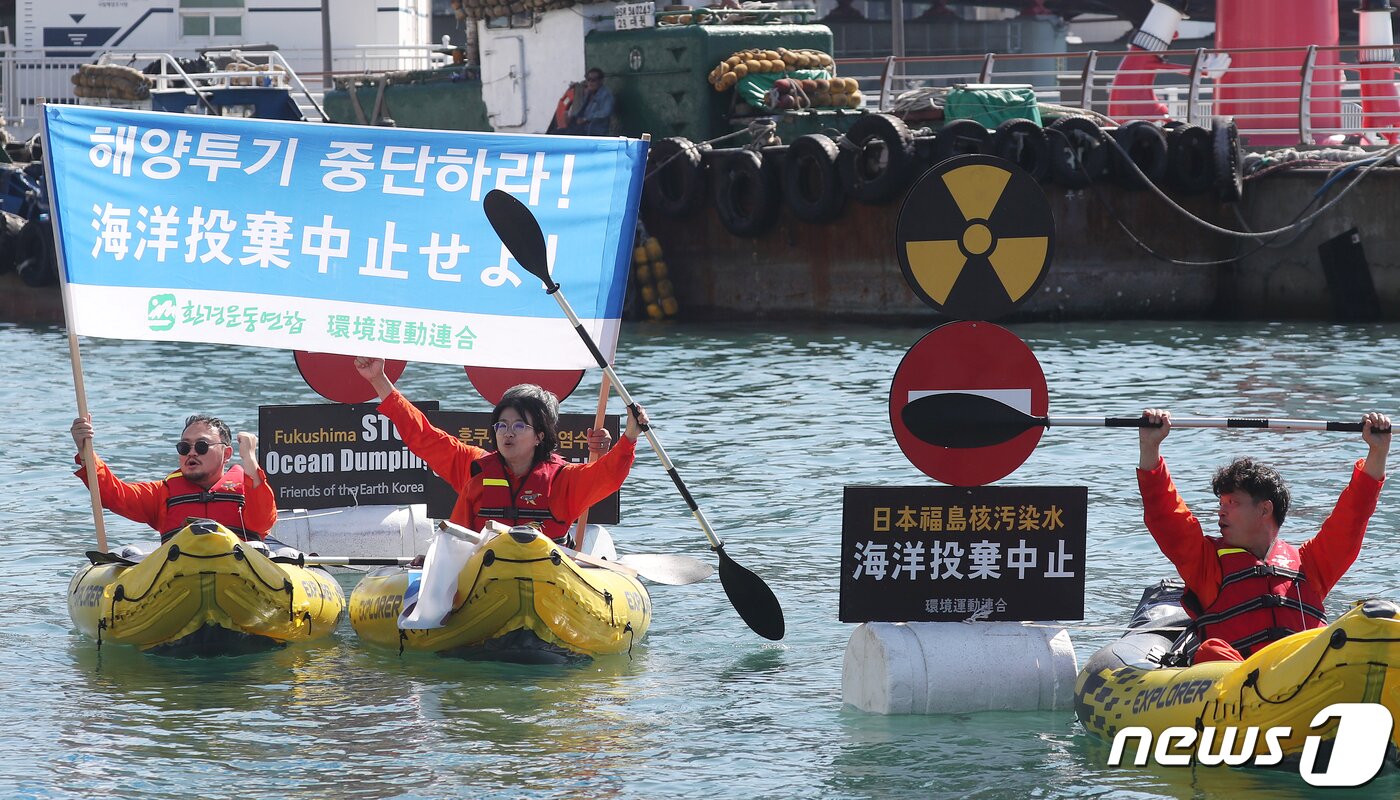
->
[273,507,612,562]
[274,504,434,559]
[842,622,1077,714]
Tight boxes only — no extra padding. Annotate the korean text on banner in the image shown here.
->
[41,105,647,369]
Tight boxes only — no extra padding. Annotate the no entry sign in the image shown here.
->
[296,351,407,404]
[464,365,586,405]
[888,321,1047,486]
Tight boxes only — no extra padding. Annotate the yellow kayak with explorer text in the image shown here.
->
[68,520,344,654]
[349,526,650,662]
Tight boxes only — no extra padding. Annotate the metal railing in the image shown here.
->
[7,40,1399,146]
[836,42,1400,145]
[0,44,450,138]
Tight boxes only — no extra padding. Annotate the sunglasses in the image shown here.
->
[176,440,225,456]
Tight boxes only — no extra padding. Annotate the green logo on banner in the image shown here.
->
[147,293,176,331]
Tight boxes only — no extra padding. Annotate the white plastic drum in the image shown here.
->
[842,621,1078,714]
[273,504,434,559]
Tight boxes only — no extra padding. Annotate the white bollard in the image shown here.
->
[842,621,1078,714]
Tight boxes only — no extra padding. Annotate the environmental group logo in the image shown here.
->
[1106,702,1394,787]
[148,292,177,331]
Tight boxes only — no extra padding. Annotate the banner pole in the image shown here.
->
[41,101,108,552]
[570,371,611,549]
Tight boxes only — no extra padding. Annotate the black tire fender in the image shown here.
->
[1111,120,1168,190]
[1165,124,1215,195]
[782,133,846,224]
[0,211,24,275]
[984,118,1050,182]
[930,119,989,166]
[1046,116,1109,189]
[15,219,56,287]
[643,136,706,217]
[838,112,916,204]
[1213,117,1243,202]
[712,149,780,238]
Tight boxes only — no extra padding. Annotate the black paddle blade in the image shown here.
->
[900,392,1041,449]
[716,543,785,640]
[482,189,553,287]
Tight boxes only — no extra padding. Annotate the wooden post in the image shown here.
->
[570,372,611,550]
[41,101,108,551]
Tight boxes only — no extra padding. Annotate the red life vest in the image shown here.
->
[469,452,570,542]
[160,465,262,542]
[550,83,577,133]
[1185,537,1328,657]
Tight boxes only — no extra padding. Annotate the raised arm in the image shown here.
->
[1360,411,1391,481]
[1138,408,1171,471]
[238,431,264,489]
[354,356,396,402]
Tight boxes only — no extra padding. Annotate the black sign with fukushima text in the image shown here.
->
[259,403,620,525]
[839,485,1086,623]
[260,402,440,509]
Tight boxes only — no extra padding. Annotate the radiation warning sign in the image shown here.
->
[896,155,1055,320]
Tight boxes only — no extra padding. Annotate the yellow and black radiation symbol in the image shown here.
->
[896,154,1055,320]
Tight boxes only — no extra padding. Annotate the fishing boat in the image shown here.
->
[1074,580,1400,765]
[349,523,651,662]
[68,519,346,655]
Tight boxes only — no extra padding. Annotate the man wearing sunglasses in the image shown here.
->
[565,67,614,136]
[70,413,276,544]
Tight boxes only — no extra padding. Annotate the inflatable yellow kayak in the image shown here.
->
[1076,581,1400,764]
[349,525,651,662]
[68,520,345,654]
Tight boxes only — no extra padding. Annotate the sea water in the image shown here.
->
[3,319,1399,799]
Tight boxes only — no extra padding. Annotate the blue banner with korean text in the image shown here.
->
[42,104,646,368]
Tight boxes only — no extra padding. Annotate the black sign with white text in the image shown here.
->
[259,402,439,509]
[259,403,620,524]
[839,485,1086,623]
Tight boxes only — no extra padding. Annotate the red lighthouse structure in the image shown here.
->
[1109,0,1400,145]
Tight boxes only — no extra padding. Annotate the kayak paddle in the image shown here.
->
[901,392,1385,450]
[481,189,784,640]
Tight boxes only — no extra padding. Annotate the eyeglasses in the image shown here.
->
[492,420,534,436]
[176,440,225,456]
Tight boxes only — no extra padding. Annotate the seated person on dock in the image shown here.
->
[353,356,646,548]
[566,68,615,136]
[1137,408,1390,664]
[70,413,276,543]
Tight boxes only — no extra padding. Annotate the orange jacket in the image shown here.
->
[75,453,278,540]
[1138,457,1382,612]
[378,389,635,533]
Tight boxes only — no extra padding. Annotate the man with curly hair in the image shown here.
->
[70,412,275,543]
[1137,407,1391,663]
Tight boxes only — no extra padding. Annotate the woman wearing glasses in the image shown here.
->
[354,356,647,548]
[69,413,275,542]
